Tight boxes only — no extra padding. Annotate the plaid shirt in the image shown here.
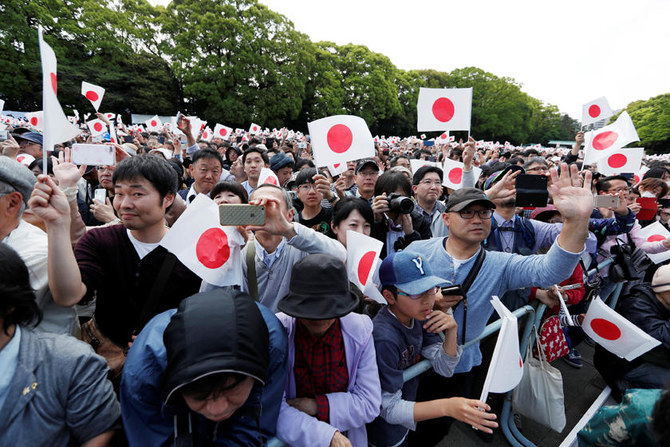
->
[294,319,349,422]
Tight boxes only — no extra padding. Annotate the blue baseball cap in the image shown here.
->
[13,131,43,146]
[379,251,446,296]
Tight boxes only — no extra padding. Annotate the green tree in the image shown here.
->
[623,94,670,153]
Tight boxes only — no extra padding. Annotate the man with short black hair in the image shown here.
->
[242,146,270,196]
[179,147,224,204]
[29,156,201,377]
[412,166,448,238]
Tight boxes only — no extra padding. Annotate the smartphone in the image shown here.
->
[594,195,620,208]
[659,198,670,208]
[0,130,8,141]
[176,111,182,125]
[515,174,548,208]
[440,284,465,296]
[94,189,107,203]
[219,204,266,226]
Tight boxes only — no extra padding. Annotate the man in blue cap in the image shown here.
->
[13,132,43,158]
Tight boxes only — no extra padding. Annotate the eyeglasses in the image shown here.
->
[397,286,438,300]
[96,165,114,172]
[606,187,628,193]
[451,209,493,219]
[419,179,442,187]
[526,166,549,173]
[298,184,317,192]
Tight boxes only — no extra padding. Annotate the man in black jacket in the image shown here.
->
[595,265,670,393]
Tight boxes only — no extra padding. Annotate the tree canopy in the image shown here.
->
[6,0,661,147]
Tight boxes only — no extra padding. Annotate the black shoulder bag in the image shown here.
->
[452,248,487,345]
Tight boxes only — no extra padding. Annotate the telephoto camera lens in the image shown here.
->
[387,193,414,214]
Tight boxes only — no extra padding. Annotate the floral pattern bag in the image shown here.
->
[534,315,569,362]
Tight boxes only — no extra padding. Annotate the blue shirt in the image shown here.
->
[406,237,583,373]
[0,325,21,411]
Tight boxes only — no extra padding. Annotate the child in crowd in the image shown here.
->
[367,250,498,447]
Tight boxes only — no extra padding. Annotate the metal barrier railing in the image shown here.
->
[268,258,623,447]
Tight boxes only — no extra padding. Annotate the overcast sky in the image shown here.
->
[151,0,670,121]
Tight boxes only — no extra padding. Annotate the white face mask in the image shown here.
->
[641,191,656,198]
[665,181,670,187]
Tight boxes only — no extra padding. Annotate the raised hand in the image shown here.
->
[549,163,593,221]
[52,148,86,188]
[485,169,520,202]
[28,175,71,226]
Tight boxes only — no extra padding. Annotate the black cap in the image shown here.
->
[355,159,379,175]
[445,188,496,212]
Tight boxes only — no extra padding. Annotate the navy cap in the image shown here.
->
[379,250,446,296]
[13,132,43,146]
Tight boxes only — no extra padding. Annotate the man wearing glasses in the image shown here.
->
[406,164,595,445]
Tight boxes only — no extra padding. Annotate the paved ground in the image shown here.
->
[437,342,606,446]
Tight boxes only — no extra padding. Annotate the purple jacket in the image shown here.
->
[276,312,382,447]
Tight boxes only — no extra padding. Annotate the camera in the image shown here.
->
[387,193,414,214]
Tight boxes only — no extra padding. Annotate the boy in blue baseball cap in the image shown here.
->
[366,250,497,447]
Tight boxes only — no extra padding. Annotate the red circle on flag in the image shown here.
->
[326,124,353,154]
[432,97,455,122]
[265,175,278,185]
[203,132,209,139]
[252,126,258,132]
[440,133,448,140]
[588,104,601,118]
[219,128,228,136]
[634,174,640,184]
[93,122,103,132]
[607,153,627,168]
[17,155,25,163]
[448,168,463,184]
[593,131,618,150]
[357,251,377,285]
[86,91,99,102]
[150,120,157,127]
[50,73,57,95]
[195,228,230,269]
[334,163,341,169]
[590,318,621,341]
[30,117,38,126]
[648,235,665,242]
[519,356,523,368]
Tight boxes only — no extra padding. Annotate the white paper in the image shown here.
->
[71,144,115,166]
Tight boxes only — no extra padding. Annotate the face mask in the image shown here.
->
[641,191,656,198]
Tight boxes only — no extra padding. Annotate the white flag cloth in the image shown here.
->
[327,162,348,177]
[480,296,524,402]
[161,195,245,287]
[200,127,213,142]
[258,167,280,186]
[25,111,44,130]
[81,81,105,112]
[636,222,670,264]
[249,123,261,134]
[442,158,481,190]
[104,113,115,120]
[582,297,660,361]
[417,87,473,132]
[213,123,233,139]
[308,115,374,168]
[145,115,163,132]
[583,112,640,165]
[0,99,4,115]
[409,159,441,176]
[86,119,107,137]
[346,230,383,292]
[38,27,80,152]
[582,97,614,126]
[596,147,644,176]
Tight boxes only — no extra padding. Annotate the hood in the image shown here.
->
[161,289,269,405]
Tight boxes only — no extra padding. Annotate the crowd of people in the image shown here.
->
[2,114,670,447]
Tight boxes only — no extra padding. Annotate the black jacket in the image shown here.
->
[372,208,432,259]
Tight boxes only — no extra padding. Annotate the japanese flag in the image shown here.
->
[145,115,163,131]
[200,127,213,142]
[86,119,107,137]
[235,128,244,135]
[480,296,524,402]
[38,28,81,153]
[442,158,481,190]
[249,123,261,134]
[81,81,105,111]
[583,112,640,165]
[213,123,232,139]
[258,167,280,186]
[308,115,374,168]
[104,113,115,120]
[161,195,245,287]
[346,230,383,293]
[582,297,660,361]
[596,147,644,176]
[417,87,473,132]
[636,222,670,264]
[582,97,614,126]
[16,154,35,166]
[634,166,649,186]
[26,111,44,130]
[420,134,426,140]
[327,162,348,177]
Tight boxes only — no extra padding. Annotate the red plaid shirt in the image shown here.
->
[294,319,349,422]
